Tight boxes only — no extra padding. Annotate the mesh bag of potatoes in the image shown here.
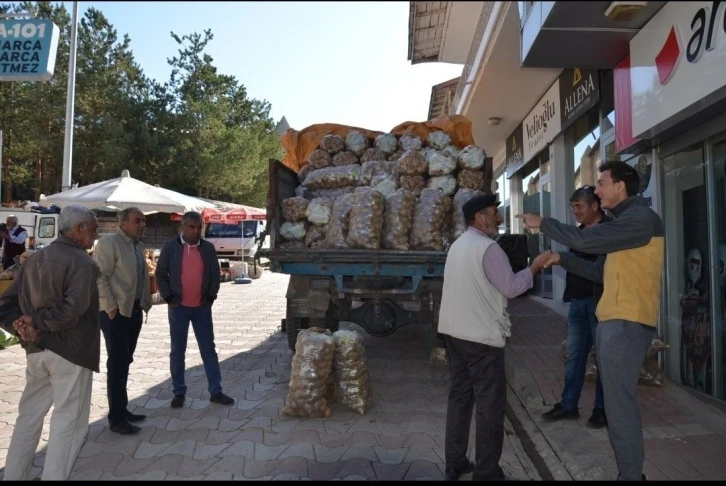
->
[306,197,334,225]
[307,187,356,200]
[333,330,372,415]
[282,196,309,222]
[325,194,354,249]
[381,188,416,251]
[282,328,336,418]
[304,165,362,190]
[399,175,426,196]
[280,221,308,241]
[346,187,385,250]
[410,188,452,251]
[305,225,328,249]
[396,150,428,176]
[361,160,397,185]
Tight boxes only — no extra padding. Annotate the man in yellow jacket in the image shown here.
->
[517,161,665,481]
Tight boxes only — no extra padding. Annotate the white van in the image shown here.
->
[204,220,269,261]
[0,207,59,250]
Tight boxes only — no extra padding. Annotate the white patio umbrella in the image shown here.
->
[40,170,214,214]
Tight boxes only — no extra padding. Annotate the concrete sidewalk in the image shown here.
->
[505,297,726,481]
[0,272,540,481]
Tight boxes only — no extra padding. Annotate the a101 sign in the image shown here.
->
[0,19,60,82]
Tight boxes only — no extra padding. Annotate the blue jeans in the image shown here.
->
[561,297,605,412]
[169,305,222,397]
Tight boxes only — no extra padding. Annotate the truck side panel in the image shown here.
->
[267,159,299,251]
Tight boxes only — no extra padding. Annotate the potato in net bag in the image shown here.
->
[282,329,336,418]
[457,169,486,191]
[375,133,398,154]
[399,134,422,151]
[428,149,457,176]
[308,149,332,169]
[427,130,452,150]
[381,188,416,251]
[410,188,452,251]
[457,145,486,170]
[345,131,370,157]
[298,164,314,185]
[427,175,457,196]
[360,148,387,164]
[399,175,426,196]
[280,221,308,241]
[387,149,405,162]
[333,330,373,416]
[325,193,354,249]
[396,150,428,176]
[306,197,334,225]
[452,188,485,240]
[305,224,328,249]
[282,196,309,222]
[320,134,345,154]
[332,151,359,167]
[279,241,306,250]
[307,186,356,200]
[346,187,385,250]
[372,176,398,197]
[361,160,397,185]
[305,165,362,190]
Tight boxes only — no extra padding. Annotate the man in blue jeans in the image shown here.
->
[542,186,610,429]
[155,211,234,408]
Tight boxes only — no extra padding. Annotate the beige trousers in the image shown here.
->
[3,350,93,481]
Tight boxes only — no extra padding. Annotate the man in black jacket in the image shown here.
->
[155,211,233,409]
[541,186,610,429]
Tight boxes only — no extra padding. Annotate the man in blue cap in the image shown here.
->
[438,194,551,481]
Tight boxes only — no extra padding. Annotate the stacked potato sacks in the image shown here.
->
[278,130,493,250]
[281,328,336,418]
[332,330,372,415]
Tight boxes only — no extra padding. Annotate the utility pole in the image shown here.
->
[61,1,79,192]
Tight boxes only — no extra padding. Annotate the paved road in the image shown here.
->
[0,271,540,480]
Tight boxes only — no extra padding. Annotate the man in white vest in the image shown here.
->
[439,194,550,481]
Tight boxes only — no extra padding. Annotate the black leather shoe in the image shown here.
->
[542,402,580,422]
[586,408,607,429]
[126,411,146,423]
[444,461,474,481]
[171,395,185,409]
[210,392,234,406]
[109,420,141,435]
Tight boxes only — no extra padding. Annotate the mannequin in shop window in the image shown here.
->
[680,248,711,394]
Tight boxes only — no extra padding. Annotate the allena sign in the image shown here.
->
[629,2,726,138]
[655,1,726,85]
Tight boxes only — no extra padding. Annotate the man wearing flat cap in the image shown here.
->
[438,194,551,481]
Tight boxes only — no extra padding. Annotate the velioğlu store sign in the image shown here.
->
[505,68,601,177]
[0,18,60,82]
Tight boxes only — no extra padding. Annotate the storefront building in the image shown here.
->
[410,1,726,401]
[614,1,726,401]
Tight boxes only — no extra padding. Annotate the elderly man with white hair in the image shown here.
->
[0,215,28,270]
[0,205,100,481]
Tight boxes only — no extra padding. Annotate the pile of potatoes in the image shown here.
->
[277,129,493,251]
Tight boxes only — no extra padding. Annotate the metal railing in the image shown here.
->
[451,1,496,114]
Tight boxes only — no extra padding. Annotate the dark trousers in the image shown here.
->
[444,335,506,481]
[561,297,605,411]
[2,257,15,271]
[100,301,143,424]
[169,305,222,397]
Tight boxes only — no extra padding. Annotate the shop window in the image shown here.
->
[600,70,615,133]
[496,172,510,234]
[662,143,713,395]
[713,140,726,398]
[569,106,601,195]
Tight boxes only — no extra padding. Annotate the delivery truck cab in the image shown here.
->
[204,220,269,262]
[0,207,59,251]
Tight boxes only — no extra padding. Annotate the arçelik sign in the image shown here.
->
[0,18,60,82]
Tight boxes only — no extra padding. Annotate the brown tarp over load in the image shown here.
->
[280,115,476,173]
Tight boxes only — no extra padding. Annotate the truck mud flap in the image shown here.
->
[286,277,330,319]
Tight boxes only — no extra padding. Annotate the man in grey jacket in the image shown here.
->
[0,205,100,481]
[93,207,152,435]
[155,211,233,409]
